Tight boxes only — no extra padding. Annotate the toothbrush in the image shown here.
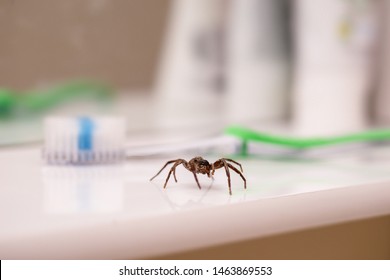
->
[44,119,390,165]
[225,125,390,156]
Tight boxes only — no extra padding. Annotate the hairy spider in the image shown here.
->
[150,157,246,195]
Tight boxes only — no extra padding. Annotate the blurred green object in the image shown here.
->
[0,89,19,117]
[0,81,112,118]
[225,125,390,156]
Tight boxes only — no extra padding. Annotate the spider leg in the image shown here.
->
[173,168,178,183]
[150,160,178,181]
[192,172,202,189]
[221,159,232,195]
[227,163,246,189]
[223,158,243,172]
[163,160,185,189]
[173,159,191,182]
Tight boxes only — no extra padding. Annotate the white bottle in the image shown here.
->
[154,0,226,128]
[225,0,290,124]
[374,0,390,124]
[293,0,380,136]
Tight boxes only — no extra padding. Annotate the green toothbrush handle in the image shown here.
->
[225,125,390,150]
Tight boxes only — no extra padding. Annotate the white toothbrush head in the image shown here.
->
[43,116,126,164]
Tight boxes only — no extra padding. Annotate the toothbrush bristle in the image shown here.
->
[43,117,126,164]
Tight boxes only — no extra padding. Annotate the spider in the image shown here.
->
[150,156,246,195]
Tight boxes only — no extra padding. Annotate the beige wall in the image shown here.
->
[0,0,169,90]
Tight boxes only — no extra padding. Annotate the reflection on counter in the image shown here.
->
[42,165,125,214]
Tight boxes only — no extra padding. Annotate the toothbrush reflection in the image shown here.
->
[42,165,125,214]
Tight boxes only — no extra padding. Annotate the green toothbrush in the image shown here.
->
[225,125,390,156]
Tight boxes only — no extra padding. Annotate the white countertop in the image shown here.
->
[1,141,390,259]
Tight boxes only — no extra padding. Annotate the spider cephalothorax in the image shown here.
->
[190,157,211,176]
[150,156,246,195]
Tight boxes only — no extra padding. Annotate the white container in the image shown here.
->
[154,0,226,128]
[225,0,290,124]
[374,0,390,124]
[293,0,380,136]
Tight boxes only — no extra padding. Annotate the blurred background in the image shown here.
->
[0,0,389,143]
[0,0,390,260]
[0,0,168,89]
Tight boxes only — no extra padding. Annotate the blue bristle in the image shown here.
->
[78,117,94,151]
